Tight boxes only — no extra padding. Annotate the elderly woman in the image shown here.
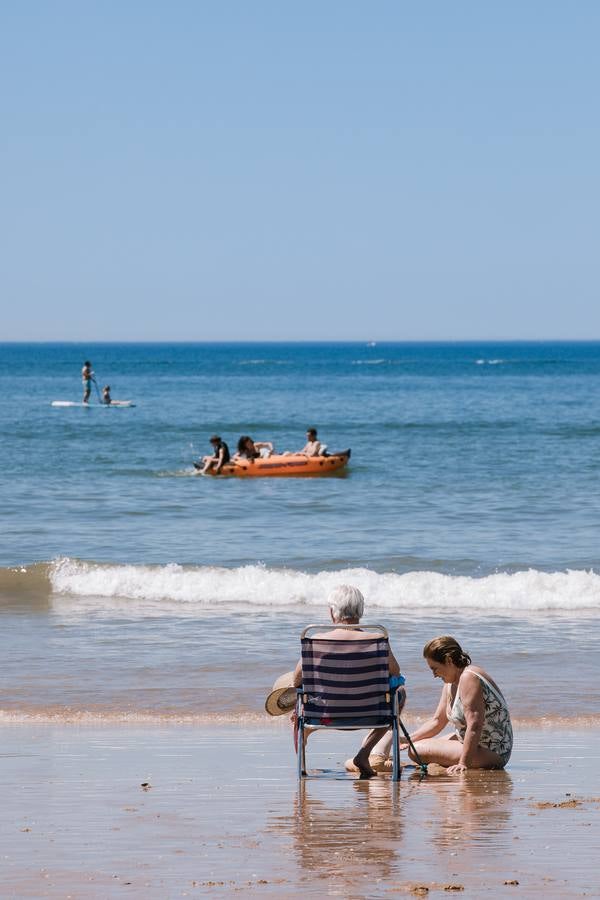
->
[293,585,402,778]
[371,635,513,774]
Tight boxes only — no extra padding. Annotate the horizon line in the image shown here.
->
[2,338,600,346]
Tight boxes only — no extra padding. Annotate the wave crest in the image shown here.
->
[38,558,600,613]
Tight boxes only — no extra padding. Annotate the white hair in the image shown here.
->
[328,584,365,622]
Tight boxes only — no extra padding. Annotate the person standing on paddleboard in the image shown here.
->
[81,361,94,404]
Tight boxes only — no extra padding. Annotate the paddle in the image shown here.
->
[92,376,103,404]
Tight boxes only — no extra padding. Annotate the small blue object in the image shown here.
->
[389,674,405,688]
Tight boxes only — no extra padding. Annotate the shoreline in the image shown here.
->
[1,723,598,897]
[2,709,600,728]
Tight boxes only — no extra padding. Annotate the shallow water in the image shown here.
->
[1,599,598,724]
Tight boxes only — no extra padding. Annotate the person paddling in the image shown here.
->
[81,361,95,404]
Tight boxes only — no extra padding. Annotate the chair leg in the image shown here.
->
[392,717,400,782]
[297,720,306,778]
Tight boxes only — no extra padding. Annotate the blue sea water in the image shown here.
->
[1,341,600,722]
[2,340,600,570]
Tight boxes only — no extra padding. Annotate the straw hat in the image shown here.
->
[265,671,297,716]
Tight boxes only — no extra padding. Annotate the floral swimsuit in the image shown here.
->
[447,668,513,768]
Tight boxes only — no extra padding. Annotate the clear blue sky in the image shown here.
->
[1,2,599,340]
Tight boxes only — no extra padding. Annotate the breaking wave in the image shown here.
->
[2,559,599,614]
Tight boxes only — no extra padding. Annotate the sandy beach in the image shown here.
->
[1,723,598,898]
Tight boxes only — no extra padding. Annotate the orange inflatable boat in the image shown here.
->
[195,450,351,477]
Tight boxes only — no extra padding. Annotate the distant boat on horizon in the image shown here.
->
[366,341,377,347]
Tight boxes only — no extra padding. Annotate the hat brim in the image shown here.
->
[265,671,297,716]
[265,686,297,716]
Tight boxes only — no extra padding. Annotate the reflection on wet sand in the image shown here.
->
[284,778,404,888]
[0,725,597,897]
[269,767,514,891]
[424,768,513,850]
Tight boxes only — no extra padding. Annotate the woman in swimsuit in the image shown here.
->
[368,635,512,774]
[233,436,273,461]
[409,635,513,773]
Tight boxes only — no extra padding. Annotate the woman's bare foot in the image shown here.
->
[352,748,378,779]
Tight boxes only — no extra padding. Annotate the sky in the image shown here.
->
[1,1,599,341]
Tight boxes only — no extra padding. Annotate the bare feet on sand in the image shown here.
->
[352,748,378,778]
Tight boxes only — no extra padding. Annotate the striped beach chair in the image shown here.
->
[296,624,405,781]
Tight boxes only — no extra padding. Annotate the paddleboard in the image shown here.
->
[51,400,136,408]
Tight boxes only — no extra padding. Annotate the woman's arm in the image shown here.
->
[404,685,449,743]
[448,671,485,773]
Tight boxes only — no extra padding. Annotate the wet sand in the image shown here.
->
[1,725,598,898]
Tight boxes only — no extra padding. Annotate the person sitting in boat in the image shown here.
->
[196,435,231,474]
[102,385,112,405]
[233,435,273,461]
[282,427,327,457]
[299,428,326,457]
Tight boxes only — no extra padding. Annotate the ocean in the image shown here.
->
[1,341,600,726]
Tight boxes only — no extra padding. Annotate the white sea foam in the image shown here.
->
[238,359,289,365]
[351,359,386,365]
[48,558,600,613]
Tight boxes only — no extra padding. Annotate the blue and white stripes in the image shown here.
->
[300,637,391,720]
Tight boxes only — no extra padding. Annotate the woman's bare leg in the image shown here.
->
[408,736,503,769]
[370,729,394,759]
[369,731,504,770]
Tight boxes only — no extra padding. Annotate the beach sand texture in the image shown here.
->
[1,725,598,898]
